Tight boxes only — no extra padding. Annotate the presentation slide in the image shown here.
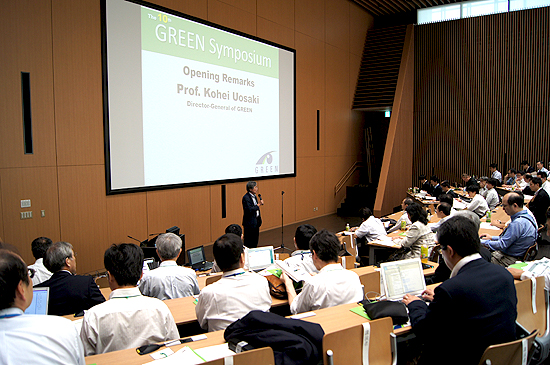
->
[103,0,295,193]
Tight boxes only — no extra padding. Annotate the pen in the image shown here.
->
[136,334,207,355]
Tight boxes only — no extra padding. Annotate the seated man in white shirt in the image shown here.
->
[80,244,179,356]
[438,194,458,215]
[284,224,318,274]
[139,233,199,300]
[429,202,452,233]
[195,233,272,332]
[478,176,489,198]
[537,171,550,195]
[460,184,489,218]
[387,198,414,233]
[27,236,53,286]
[282,230,364,315]
[352,207,389,241]
[514,171,529,190]
[0,249,85,365]
[485,178,500,210]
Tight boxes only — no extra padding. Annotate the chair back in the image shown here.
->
[523,243,538,262]
[477,330,538,365]
[205,274,222,286]
[323,317,396,365]
[516,276,547,337]
[358,270,381,300]
[203,347,274,365]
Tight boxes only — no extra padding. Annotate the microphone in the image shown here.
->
[127,235,141,243]
[258,194,262,200]
[282,191,285,195]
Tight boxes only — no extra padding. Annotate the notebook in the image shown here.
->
[380,258,426,301]
[187,246,213,271]
[247,246,275,272]
[25,287,49,315]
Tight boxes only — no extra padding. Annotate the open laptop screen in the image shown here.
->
[380,258,426,301]
[25,287,49,315]
[247,246,274,271]
[188,246,206,265]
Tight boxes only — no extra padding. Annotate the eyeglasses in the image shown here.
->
[28,267,36,279]
[436,246,447,255]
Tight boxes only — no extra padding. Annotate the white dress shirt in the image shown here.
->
[450,253,482,278]
[284,250,319,274]
[466,194,489,217]
[28,258,53,286]
[195,268,272,332]
[139,261,200,300]
[387,212,412,233]
[80,287,179,356]
[0,307,85,365]
[542,180,550,196]
[289,263,363,315]
[485,188,500,210]
[354,216,388,241]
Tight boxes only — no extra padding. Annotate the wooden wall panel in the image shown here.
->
[0,0,373,272]
[254,178,297,230]
[0,0,56,169]
[295,0,325,41]
[53,0,104,166]
[349,54,365,158]
[57,165,108,274]
[325,44,350,157]
[208,0,256,35]
[153,0,208,20]
[349,2,373,57]
[257,17,295,48]
[106,193,148,246]
[0,167,61,265]
[414,7,550,184]
[209,182,245,242]
[214,0,257,15]
[296,157,325,221]
[325,0,350,52]
[295,33,325,158]
[375,25,414,217]
[257,0,294,29]
[146,187,211,250]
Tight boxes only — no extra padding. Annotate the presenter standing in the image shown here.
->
[242,181,263,248]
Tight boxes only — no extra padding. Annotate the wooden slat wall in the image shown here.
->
[414,7,550,185]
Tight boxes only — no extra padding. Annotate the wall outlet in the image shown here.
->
[21,199,31,208]
[20,211,32,219]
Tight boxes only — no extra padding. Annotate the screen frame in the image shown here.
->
[101,0,296,195]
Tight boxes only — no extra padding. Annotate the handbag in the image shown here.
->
[266,274,288,299]
[360,299,409,325]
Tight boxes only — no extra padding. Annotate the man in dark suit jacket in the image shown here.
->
[528,177,550,227]
[418,175,432,194]
[429,175,443,199]
[403,216,517,365]
[36,241,105,315]
[242,181,263,248]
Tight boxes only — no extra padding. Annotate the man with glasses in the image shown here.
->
[36,241,105,315]
[403,216,517,365]
[0,249,85,364]
[480,192,537,267]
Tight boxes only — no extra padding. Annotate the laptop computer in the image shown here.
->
[247,246,275,272]
[380,258,427,301]
[24,287,49,315]
[187,246,213,271]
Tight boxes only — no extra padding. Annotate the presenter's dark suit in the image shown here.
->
[529,188,550,226]
[36,270,106,316]
[421,181,432,195]
[242,192,262,248]
[407,258,517,365]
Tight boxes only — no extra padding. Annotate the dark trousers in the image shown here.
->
[243,226,259,248]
